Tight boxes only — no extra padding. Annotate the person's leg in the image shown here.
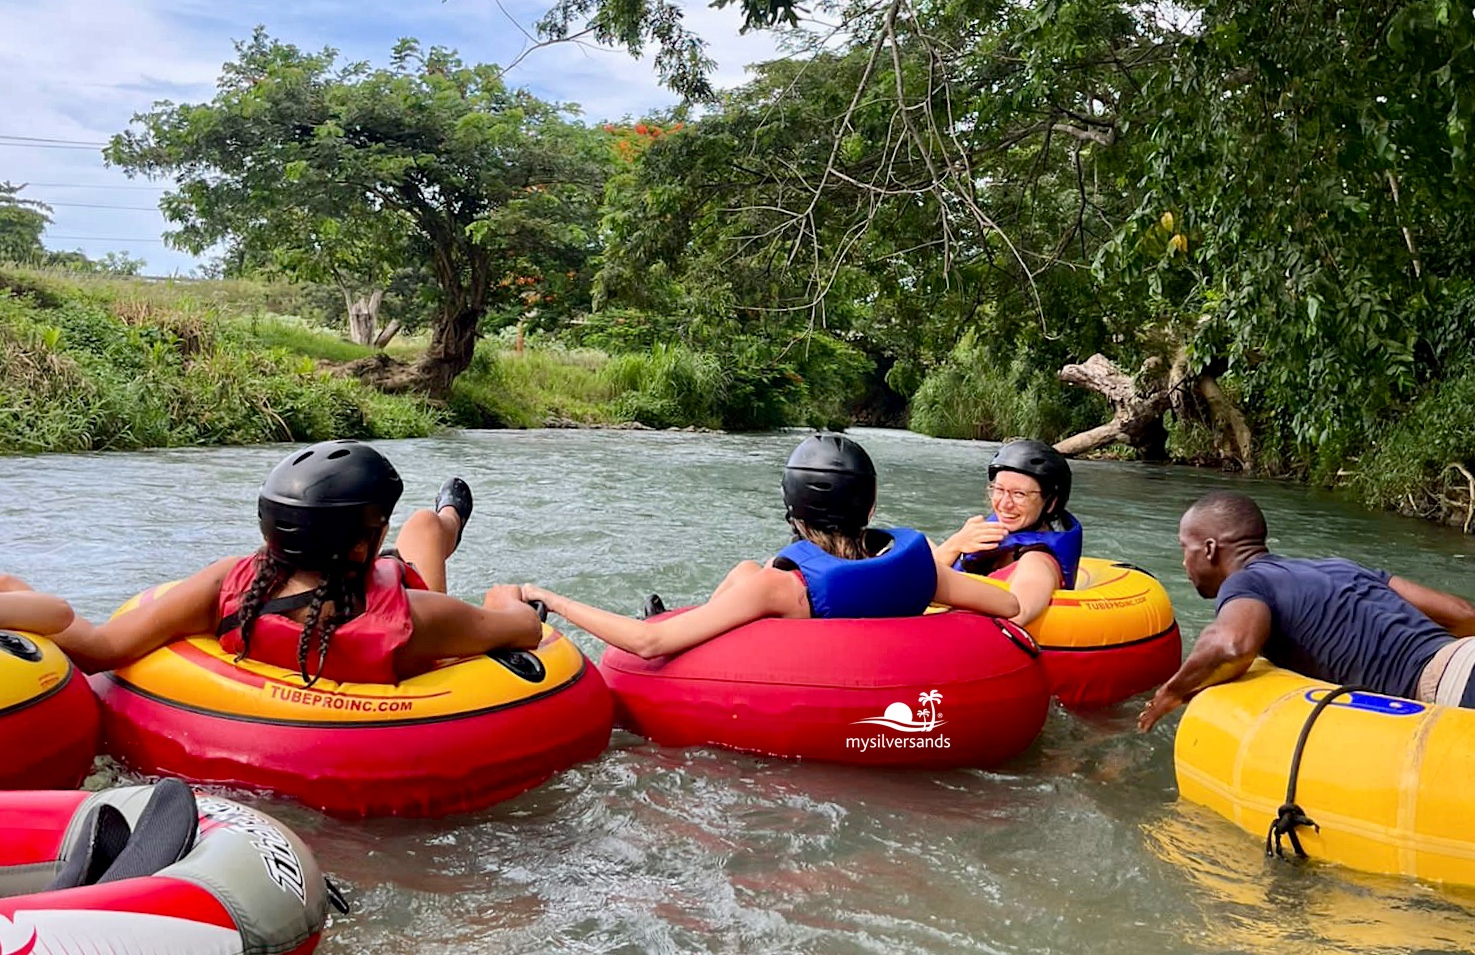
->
[394,479,473,595]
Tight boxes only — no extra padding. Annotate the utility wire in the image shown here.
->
[0,142,105,150]
[18,181,170,191]
[39,200,160,211]
[48,234,167,243]
[0,134,110,147]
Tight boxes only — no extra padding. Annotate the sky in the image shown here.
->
[0,0,783,275]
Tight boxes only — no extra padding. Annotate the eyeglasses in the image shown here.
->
[987,483,1042,506]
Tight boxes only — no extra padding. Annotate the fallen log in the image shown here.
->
[1055,354,1173,458]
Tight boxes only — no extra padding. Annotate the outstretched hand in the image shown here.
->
[1137,687,1184,732]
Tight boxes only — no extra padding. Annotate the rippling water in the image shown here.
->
[3,427,1473,952]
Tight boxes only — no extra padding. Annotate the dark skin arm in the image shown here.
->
[1138,597,1272,731]
[1390,576,1475,637]
[395,585,543,676]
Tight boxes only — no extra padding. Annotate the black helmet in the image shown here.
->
[781,434,877,533]
[988,439,1071,520]
[258,440,403,570]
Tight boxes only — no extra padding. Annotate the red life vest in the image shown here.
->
[217,555,426,685]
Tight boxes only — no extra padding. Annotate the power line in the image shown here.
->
[40,200,160,211]
[48,234,168,244]
[19,181,170,191]
[0,134,110,147]
[0,142,105,150]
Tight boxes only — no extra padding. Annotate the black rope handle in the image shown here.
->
[1266,683,1369,860]
[527,599,548,623]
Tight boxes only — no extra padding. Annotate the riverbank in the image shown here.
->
[0,268,862,453]
[3,267,1469,534]
[0,268,635,453]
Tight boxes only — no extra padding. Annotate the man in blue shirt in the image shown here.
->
[1138,491,1475,731]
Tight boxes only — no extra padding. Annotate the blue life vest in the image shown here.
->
[955,512,1083,590]
[775,527,938,619]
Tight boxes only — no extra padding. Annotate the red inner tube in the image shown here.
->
[600,610,1049,769]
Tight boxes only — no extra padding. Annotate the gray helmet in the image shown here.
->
[258,440,403,571]
[782,434,877,533]
[988,439,1071,520]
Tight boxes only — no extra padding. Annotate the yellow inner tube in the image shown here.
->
[108,583,585,724]
[967,556,1177,649]
[1176,659,1475,887]
[0,630,73,711]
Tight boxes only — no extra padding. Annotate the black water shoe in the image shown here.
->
[640,593,667,619]
[435,477,474,546]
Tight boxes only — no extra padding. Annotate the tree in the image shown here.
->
[0,182,50,263]
[108,30,606,398]
[534,0,799,100]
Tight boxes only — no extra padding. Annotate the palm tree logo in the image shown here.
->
[917,690,942,731]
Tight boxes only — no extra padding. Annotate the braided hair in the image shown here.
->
[232,549,371,688]
[293,564,369,688]
[231,551,293,663]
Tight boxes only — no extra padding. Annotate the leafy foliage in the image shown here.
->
[0,183,51,263]
[107,31,607,396]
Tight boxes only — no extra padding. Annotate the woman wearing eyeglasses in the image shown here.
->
[934,439,1080,626]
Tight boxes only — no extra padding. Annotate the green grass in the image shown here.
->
[0,267,445,453]
[450,342,620,428]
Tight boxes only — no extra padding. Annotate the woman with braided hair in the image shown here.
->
[52,440,540,685]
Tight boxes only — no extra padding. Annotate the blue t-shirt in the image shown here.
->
[1215,555,1453,698]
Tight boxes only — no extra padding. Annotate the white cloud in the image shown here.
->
[0,0,782,275]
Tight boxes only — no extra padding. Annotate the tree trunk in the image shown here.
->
[416,305,484,400]
[345,289,385,346]
[1055,354,1173,458]
[372,319,402,350]
[1197,375,1253,469]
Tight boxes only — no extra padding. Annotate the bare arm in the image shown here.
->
[0,589,76,636]
[398,585,543,675]
[932,516,1009,567]
[524,565,810,659]
[931,562,1021,619]
[1390,576,1475,637]
[1004,550,1059,627]
[51,558,238,674]
[1137,597,1271,731]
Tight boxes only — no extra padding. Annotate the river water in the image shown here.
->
[3,427,1473,953]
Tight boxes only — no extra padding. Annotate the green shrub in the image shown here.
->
[450,341,618,429]
[0,267,443,454]
[1348,371,1475,520]
[603,343,726,429]
[910,342,1106,442]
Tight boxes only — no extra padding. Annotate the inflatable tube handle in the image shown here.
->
[527,600,548,623]
[0,630,43,662]
[1000,620,1041,659]
[1109,561,1158,581]
[326,876,351,914]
